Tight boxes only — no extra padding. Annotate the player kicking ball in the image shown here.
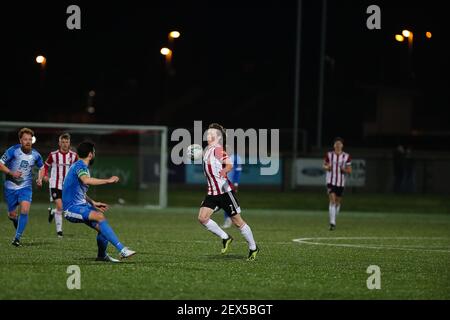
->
[62,141,135,262]
[197,123,259,261]
[0,128,45,247]
[323,137,352,231]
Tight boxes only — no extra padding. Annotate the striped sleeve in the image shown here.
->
[346,154,352,165]
[324,152,330,164]
[214,146,229,162]
[44,153,53,169]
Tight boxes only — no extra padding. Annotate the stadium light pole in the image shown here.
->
[396,29,432,79]
[402,29,414,78]
[160,47,173,115]
[35,55,47,89]
[316,0,327,149]
[160,47,173,74]
[291,0,303,189]
[167,31,180,76]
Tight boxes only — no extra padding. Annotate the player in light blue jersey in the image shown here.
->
[62,141,135,262]
[222,153,243,229]
[0,128,45,247]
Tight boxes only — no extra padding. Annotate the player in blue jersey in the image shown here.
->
[221,153,243,229]
[62,141,136,262]
[0,128,45,247]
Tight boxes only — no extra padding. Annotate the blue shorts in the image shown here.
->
[3,187,32,212]
[64,204,98,229]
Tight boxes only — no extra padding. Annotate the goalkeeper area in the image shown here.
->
[1,190,449,300]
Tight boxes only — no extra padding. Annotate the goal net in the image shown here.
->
[0,122,168,208]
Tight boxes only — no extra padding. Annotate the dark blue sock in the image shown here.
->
[97,233,109,258]
[15,213,29,240]
[98,220,124,252]
[9,217,18,230]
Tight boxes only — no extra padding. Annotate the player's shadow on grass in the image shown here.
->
[77,257,139,265]
[57,234,76,238]
[204,254,243,261]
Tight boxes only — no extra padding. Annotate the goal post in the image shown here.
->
[0,122,168,208]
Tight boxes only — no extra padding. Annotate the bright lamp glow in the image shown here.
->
[395,34,404,42]
[402,30,411,38]
[160,47,171,56]
[425,31,432,39]
[36,55,46,64]
[169,31,181,39]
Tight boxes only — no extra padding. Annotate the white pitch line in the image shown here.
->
[0,237,294,246]
[292,237,450,253]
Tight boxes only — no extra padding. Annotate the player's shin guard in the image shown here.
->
[55,210,63,233]
[239,223,257,251]
[202,219,228,240]
[329,203,336,225]
[336,205,341,215]
[98,220,124,252]
[15,213,29,240]
[97,233,109,258]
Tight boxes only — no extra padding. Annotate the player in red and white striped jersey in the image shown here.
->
[41,133,78,237]
[198,123,259,261]
[323,137,352,230]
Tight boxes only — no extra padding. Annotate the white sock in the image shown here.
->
[55,210,63,233]
[336,205,341,215]
[240,224,256,251]
[329,203,336,225]
[203,219,228,240]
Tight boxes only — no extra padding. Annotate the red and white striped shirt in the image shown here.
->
[203,144,234,195]
[324,151,352,187]
[44,150,78,190]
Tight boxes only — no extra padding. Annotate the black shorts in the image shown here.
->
[327,184,344,197]
[201,191,241,216]
[50,188,62,201]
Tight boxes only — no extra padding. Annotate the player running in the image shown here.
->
[221,152,242,229]
[62,141,135,262]
[0,128,45,247]
[323,137,352,231]
[41,133,78,238]
[198,123,259,261]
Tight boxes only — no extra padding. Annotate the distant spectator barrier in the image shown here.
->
[186,158,282,185]
[295,158,366,187]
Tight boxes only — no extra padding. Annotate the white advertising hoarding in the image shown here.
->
[295,158,366,187]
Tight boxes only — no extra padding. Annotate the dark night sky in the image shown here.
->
[3,0,449,148]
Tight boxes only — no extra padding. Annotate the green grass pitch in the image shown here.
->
[1,202,449,299]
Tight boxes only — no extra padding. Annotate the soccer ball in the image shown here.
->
[187,144,203,161]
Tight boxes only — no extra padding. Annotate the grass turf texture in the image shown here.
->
[168,188,450,214]
[28,187,450,214]
[1,203,449,299]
